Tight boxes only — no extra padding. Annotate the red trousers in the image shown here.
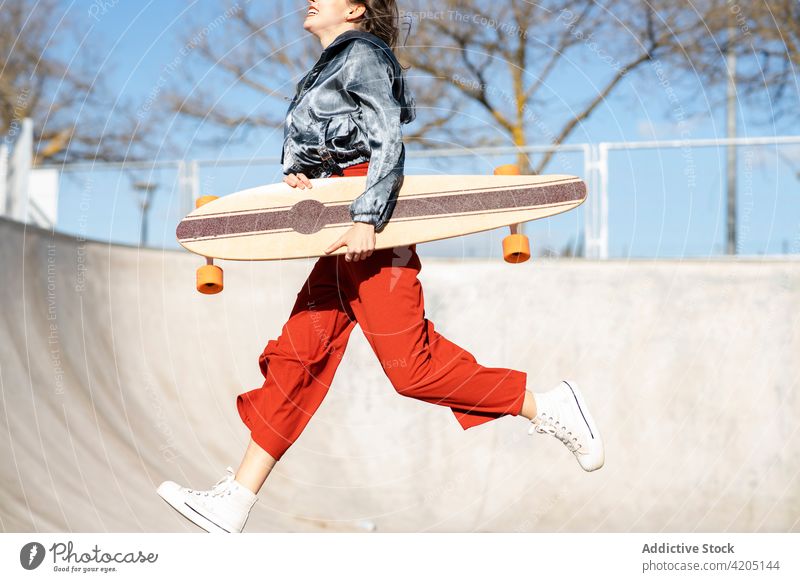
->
[236,161,527,460]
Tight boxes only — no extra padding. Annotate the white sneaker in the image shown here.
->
[528,380,604,472]
[157,467,258,533]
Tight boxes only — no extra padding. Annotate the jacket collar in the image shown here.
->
[318,30,399,71]
[326,29,390,52]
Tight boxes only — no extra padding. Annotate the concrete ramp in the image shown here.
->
[1,217,798,532]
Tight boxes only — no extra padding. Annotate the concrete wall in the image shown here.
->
[1,217,798,532]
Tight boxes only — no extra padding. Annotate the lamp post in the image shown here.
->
[133,181,157,247]
[726,21,738,255]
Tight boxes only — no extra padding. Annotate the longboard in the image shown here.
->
[176,173,586,262]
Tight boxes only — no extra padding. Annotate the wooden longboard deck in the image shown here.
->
[176,174,587,260]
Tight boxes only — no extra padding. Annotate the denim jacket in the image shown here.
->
[281,30,416,231]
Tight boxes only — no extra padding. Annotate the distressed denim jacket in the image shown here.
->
[281,30,416,231]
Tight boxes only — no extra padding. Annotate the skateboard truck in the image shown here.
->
[493,164,532,264]
[194,195,224,294]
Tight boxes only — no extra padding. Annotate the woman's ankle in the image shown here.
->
[520,390,537,420]
[235,438,278,494]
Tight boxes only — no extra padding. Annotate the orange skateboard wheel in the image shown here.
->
[495,164,528,262]
[494,164,520,176]
[503,233,531,263]
[195,195,219,209]
[196,264,223,294]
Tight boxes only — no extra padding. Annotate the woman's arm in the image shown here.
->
[340,40,406,232]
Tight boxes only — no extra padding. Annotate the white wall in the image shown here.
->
[1,218,798,532]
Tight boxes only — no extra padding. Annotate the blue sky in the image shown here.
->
[49,1,800,258]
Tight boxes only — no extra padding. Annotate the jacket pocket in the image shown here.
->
[320,113,370,164]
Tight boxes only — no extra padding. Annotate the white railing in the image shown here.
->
[37,135,800,258]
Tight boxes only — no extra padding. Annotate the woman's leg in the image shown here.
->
[341,244,530,427]
[235,253,357,492]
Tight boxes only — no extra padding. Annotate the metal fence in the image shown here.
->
[38,136,800,259]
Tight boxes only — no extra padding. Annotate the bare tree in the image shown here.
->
[724,0,799,122]
[0,0,160,164]
[625,1,799,126]
[161,1,308,136]
[398,0,785,173]
[163,0,798,173]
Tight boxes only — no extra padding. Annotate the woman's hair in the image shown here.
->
[349,0,406,50]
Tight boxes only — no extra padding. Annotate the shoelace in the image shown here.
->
[186,467,236,498]
[528,413,582,453]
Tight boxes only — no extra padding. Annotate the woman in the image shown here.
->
[158,0,604,533]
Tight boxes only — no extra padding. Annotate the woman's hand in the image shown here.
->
[324,222,376,262]
[285,172,374,261]
[283,172,313,189]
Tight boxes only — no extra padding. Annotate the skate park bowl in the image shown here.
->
[1,216,798,533]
